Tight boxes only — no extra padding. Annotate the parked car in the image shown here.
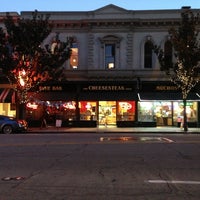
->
[0,115,28,134]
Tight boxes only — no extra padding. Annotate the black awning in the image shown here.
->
[0,88,15,103]
[29,92,76,101]
[138,92,200,101]
[79,91,137,101]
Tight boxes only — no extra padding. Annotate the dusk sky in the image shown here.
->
[1,0,200,13]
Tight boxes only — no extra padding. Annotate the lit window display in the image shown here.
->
[26,101,77,125]
[154,102,172,126]
[173,101,197,124]
[138,101,198,126]
[138,102,155,122]
[117,101,135,121]
[99,101,116,125]
[0,103,16,117]
[138,101,172,125]
[79,101,97,121]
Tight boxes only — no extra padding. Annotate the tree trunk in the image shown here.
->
[16,102,26,120]
[15,91,26,120]
[183,98,188,132]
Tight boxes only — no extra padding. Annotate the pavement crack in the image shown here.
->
[98,169,104,177]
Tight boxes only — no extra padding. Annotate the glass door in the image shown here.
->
[98,101,116,125]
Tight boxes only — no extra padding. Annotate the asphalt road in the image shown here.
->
[0,133,200,200]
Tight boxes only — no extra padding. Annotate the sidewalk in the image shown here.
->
[28,126,200,134]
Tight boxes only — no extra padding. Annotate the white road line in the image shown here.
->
[161,137,174,143]
[147,180,200,185]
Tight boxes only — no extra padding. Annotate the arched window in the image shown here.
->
[144,40,153,68]
[70,37,78,69]
[164,40,173,68]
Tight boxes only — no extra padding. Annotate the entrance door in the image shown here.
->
[98,101,116,125]
[154,101,172,126]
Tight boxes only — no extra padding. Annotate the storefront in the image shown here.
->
[0,87,16,117]
[26,81,137,127]
[138,82,200,127]
[138,101,198,127]
[79,100,135,126]
[25,81,200,128]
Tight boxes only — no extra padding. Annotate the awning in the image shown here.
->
[0,88,15,103]
[79,91,137,101]
[138,92,200,101]
[28,92,77,101]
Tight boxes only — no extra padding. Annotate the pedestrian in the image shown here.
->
[40,109,48,128]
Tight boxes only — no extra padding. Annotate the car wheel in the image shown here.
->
[2,125,13,134]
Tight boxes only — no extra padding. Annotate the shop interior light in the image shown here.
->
[108,63,114,69]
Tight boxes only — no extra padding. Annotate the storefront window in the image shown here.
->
[138,102,155,122]
[26,101,76,125]
[154,102,172,126]
[79,101,97,121]
[138,101,172,125]
[0,103,16,117]
[173,101,197,124]
[99,101,116,125]
[117,101,135,121]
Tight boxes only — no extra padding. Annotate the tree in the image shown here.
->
[0,11,72,119]
[154,9,200,132]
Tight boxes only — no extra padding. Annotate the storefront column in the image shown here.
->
[198,102,200,127]
[75,100,80,121]
[76,85,80,121]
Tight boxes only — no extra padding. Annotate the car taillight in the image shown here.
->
[17,120,26,126]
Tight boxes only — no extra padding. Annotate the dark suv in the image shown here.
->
[0,115,28,134]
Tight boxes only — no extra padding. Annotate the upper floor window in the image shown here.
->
[164,40,173,68]
[144,40,153,68]
[105,44,115,69]
[99,35,121,69]
[70,38,78,69]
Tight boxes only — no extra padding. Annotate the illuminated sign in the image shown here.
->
[83,85,133,91]
[119,102,132,110]
[39,86,63,91]
[26,102,38,109]
[156,86,178,91]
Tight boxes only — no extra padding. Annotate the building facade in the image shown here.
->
[1,5,200,127]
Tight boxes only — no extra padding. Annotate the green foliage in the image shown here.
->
[169,11,200,74]
[154,9,200,97]
[0,11,72,103]
[154,9,200,131]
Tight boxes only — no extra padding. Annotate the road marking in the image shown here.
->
[100,136,137,142]
[161,137,174,143]
[147,180,200,185]
[100,136,174,143]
